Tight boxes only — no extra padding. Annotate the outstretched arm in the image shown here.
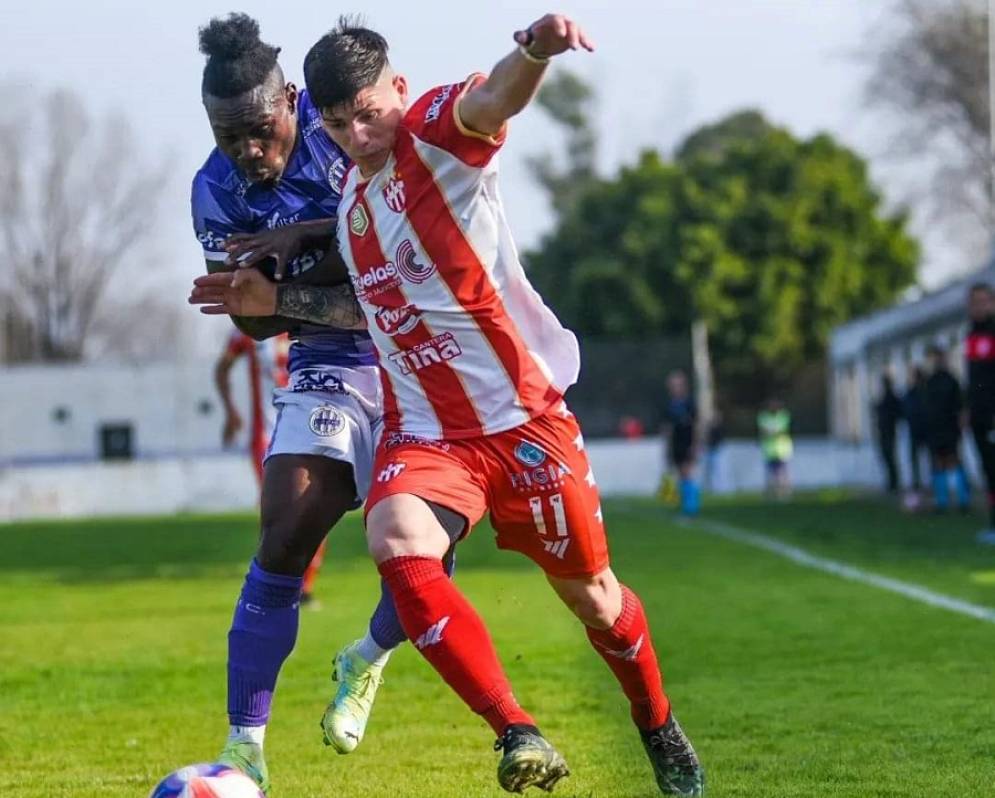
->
[459,13,594,137]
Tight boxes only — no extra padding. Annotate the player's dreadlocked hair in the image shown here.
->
[304,16,389,109]
[199,13,282,98]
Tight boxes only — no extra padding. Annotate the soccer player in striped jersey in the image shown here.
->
[193,13,705,796]
[298,13,702,796]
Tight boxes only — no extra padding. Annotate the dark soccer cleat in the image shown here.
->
[640,714,705,796]
[494,724,570,794]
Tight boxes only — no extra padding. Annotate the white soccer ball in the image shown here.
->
[148,763,264,798]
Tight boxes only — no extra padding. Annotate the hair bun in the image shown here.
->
[199,13,262,60]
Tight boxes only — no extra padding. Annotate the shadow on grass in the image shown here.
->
[0,509,538,583]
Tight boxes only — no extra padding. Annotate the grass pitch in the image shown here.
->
[2,494,993,797]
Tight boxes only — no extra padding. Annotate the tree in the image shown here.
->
[525,69,599,215]
[864,0,990,246]
[0,86,169,363]
[526,111,919,385]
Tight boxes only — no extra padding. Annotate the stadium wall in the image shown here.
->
[0,438,886,522]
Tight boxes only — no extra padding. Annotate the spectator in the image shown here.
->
[758,399,793,499]
[924,345,970,513]
[661,370,700,516]
[965,282,995,542]
[874,374,902,493]
[902,365,929,496]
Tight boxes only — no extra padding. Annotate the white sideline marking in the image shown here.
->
[691,518,995,625]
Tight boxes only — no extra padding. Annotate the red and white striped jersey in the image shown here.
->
[337,75,580,439]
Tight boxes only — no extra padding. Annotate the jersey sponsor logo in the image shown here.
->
[377,461,407,482]
[308,405,346,437]
[349,204,370,237]
[514,440,547,467]
[414,616,450,649]
[510,462,571,492]
[424,84,455,123]
[383,174,406,213]
[352,262,401,300]
[291,369,346,394]
[384,432,451,452]
[197,230,227,253]
[266,210,302,230]
[327,157,347,194]
[395,239,435,284]
[387,332,462,375]
[375,304,422,336]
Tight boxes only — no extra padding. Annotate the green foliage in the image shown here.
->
[527,109,919,380]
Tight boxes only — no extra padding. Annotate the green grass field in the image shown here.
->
[2,495,994,797]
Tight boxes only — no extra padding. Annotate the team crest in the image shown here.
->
[327,157,347,195]
[309,405,345,437]
[514,440,547,467]
[349,204,369,237]
[383,174,406,213]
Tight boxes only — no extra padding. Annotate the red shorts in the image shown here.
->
[366,409,609,579]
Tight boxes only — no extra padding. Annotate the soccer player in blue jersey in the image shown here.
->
[188,15,459,792]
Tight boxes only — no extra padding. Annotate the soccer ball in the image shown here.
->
[148,763,264,798]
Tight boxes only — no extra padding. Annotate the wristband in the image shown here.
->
[518,44,551,64]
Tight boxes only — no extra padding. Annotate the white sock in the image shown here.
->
[228,725,266,747]
[353,631,392,668]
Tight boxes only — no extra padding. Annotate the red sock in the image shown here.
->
[586,584,671,731]
[379,556,534,735]
[301,540,327,596]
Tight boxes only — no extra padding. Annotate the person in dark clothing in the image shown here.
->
[966,282,995,540]
[924,346,970,512]
[875,374,903,493]
[902,365,929,493]
[662,370,700,516]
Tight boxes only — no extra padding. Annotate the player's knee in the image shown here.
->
[257,517,315,576]
[366,496,450,563]
[554,571,623,630]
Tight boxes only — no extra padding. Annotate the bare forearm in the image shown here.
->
[285,218,336,249]
[214,364,238,414]
[471,49,547,128]
[275,283,366,330]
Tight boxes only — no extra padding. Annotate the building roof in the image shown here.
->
[829,259,995,363]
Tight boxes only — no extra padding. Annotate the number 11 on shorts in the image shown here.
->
[529,493,568,537]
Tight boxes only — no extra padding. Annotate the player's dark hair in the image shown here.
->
[969,281,993,296]
[304,16,389,109]
[199,13,282,98]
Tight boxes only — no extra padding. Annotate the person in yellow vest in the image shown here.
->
[758,399,793,499]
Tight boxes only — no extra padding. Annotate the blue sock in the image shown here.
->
[228,560,302,726]
[932,472,949,510]
[370,547,457,649]
[952,468,970,508]
[679,478,700,516]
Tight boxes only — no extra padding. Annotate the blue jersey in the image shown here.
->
[191,89,376,371]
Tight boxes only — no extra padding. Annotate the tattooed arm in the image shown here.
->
[190,268,366,332]
[275,283,366,330]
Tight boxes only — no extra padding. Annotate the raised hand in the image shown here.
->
[513,13,595,58]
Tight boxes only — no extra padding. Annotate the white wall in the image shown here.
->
[0,359,249,464]
[0,437,888,522]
